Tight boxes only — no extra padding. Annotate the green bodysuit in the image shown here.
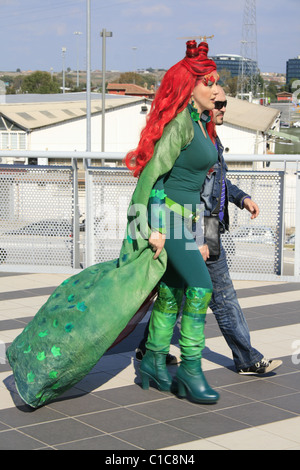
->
[150,105,218,289]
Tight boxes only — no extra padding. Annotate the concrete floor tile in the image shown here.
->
[259,416,300,444]
[0,429,46,450]
[20,417,103,446]
[161,438,226,450]
[208,426,298,450]
[113,422,197,450]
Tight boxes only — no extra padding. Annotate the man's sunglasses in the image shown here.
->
[214,100,227,110]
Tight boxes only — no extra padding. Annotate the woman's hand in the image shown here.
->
[149,231,166,259]
[199,244,210,262]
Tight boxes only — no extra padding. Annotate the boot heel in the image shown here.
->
[177,378,187,398]
[140,372,150,390]
[177,361,220,404]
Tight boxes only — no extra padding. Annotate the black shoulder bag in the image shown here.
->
[204,160,223,261]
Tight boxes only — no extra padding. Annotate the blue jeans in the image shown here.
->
[206,242,263,370]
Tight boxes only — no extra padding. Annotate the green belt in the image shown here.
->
[165,197,202,222]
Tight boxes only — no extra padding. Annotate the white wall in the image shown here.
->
[28,104,275,157]
[29,102,148,153]
[217,123,265,155]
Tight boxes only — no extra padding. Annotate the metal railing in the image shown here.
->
[0,150,299,282]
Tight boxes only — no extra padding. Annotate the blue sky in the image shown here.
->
[0,0,299,74]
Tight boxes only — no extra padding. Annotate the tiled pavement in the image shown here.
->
[0,272,299,450]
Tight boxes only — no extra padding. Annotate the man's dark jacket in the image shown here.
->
[201,135,250,232]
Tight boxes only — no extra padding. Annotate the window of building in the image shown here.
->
[0,131,27,150]
[0,116,27,150]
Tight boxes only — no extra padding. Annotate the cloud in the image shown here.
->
[180,0,242,13]
[0,0,19,4]
[139,5,172,16]
[124,3,172,18]
[52,23,68,37]
[134,22,165,34]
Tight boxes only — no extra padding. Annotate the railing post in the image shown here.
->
[84,157,94,268]
[277,171,285,275]
[295,171,300,277]
[72,158,80,269]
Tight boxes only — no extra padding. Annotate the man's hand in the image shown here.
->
[149,231,166,259]
[243,198,259,219]
[199,244,210,262]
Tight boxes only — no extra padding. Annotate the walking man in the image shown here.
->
[136,86,282,375]
[198,85,282,375]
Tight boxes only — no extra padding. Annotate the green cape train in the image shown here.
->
[6,108,194,408]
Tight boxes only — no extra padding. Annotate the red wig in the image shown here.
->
[206,114,217,143]
[125,41,217,177]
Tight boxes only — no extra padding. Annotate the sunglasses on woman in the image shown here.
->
[214,100,227,110]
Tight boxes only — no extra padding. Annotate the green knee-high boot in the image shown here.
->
[177,287,219,404]
[140,283,183,391]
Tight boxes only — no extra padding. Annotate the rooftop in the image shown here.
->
[0,95,151,131]
[224,96,280,133]
[213,54,243,59]
[0,93,280,134]
[107,83,154,97]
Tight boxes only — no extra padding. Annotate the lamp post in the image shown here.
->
[74,31,82,88]
[62,47,67,94]
[132,46,137,84]
[86,0,91,152]
[100,28,112,153]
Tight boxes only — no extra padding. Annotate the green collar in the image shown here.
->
[187,103,211,123]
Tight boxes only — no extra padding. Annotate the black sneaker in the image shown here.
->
[135,348,179,365]
[135,348,144,362]
[238,358,282,375]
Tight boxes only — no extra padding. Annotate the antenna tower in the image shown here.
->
[237,0,258,100]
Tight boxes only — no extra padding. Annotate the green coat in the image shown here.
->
[6,108,194,408]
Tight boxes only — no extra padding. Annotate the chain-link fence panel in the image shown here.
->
[0,165,74,270]
[86,168,136,265]
[0,165,284,276]
[222,171,284,275]
[86,169,284,277]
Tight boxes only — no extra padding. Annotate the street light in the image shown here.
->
[62,47,67,94]
[74,31,82,88]
[100,28,113,152]
[132,46,137,84]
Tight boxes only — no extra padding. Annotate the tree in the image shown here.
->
[287,78,300,94]
[21,71,60,94]
[265,81,279,102]
[114,72,156,89]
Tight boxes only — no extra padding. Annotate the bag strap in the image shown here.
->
[211,142,223,216]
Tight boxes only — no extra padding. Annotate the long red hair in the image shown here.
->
[207,114,217,143]
[125,41,217,177]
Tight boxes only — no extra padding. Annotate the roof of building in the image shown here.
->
[0,95,151,131]
[107,83,154,96]
[224,96,280,132]
[277,91,292,96]
[0,93,280,134]
[212,54,242,59]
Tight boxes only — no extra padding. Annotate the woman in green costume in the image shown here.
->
[125,40,220,404]
[6,40,219,408]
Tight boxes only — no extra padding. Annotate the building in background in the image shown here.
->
[216,96,280,163]
[260,72,286,86]
[210,54,259,79]
[0,93,280,169]
[107,83,154,99]
[0,93,151,166]
[286,55,300,85]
